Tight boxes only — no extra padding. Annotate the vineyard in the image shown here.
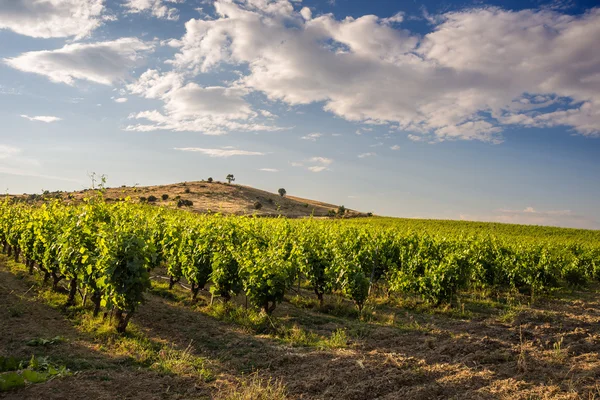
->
[2,193,600,398]
[1,195,599,335]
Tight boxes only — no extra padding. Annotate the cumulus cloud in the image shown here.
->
[113,97,128,103]
[300,7,312,21]
[20,115,62,123]
[173,147,265,157]
[5,38,154,85]
[123,0,182,21]
[164,0,600,142]
[125,69,284,134]
[0,0,106,39]
[390,145,401,150]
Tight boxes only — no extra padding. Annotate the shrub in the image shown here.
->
[337,205,346,216]
[139,196,147,203]
[161,194,169,201]
[254,201,263,210]
[147,195,158,203]
[207,177,213,183]
[177,199,194,207]
[327,210,336,217]
[278,188,286,197]
[184,188,191,194]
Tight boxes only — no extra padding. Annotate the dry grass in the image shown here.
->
[7,181,367,218]
[215,374,287,400]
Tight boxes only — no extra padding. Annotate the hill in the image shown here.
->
[10,180,366,218]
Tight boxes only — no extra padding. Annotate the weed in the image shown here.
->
[498,307,520,324]
[0,355,71,392]
[216,374,287,400]
[153,342,213,382]
[288,295,318,310]
[322,328,348,349]
[281,325,320,347]
[206,302,272,334]
[552,335,566,361]
[8,304,24,318]
[26,336,67,346]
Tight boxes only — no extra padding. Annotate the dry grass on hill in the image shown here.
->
[10,181,366,218]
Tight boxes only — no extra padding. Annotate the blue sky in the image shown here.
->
[1,0,599,229]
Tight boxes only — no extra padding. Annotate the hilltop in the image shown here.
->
[12,180,366,218]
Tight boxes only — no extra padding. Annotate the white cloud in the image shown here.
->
[300,7,312,21]
[0,0,106,39]
[301,132,322,141]
[308,156,333,166]
[114,97,128,103]
[259,109,276,118]
[332,133,342,137]
[290,162,304,167]
[126,69,284,134]
[390,145,401,150]
[304,156,333,172]
[358,152,376,158]
[259,168,278,172]
[165,1,600,142]
[382,12,404,25]
[173,147,265,157]
[5,38,154,85]
[20,115,62,123]
[123,0,182,21]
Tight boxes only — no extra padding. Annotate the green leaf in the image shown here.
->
[22,370,47,384]
[0,372,25,391]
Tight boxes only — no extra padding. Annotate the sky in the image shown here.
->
[0,0,599,229]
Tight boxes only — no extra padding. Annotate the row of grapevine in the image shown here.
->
[1,197,599,332]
